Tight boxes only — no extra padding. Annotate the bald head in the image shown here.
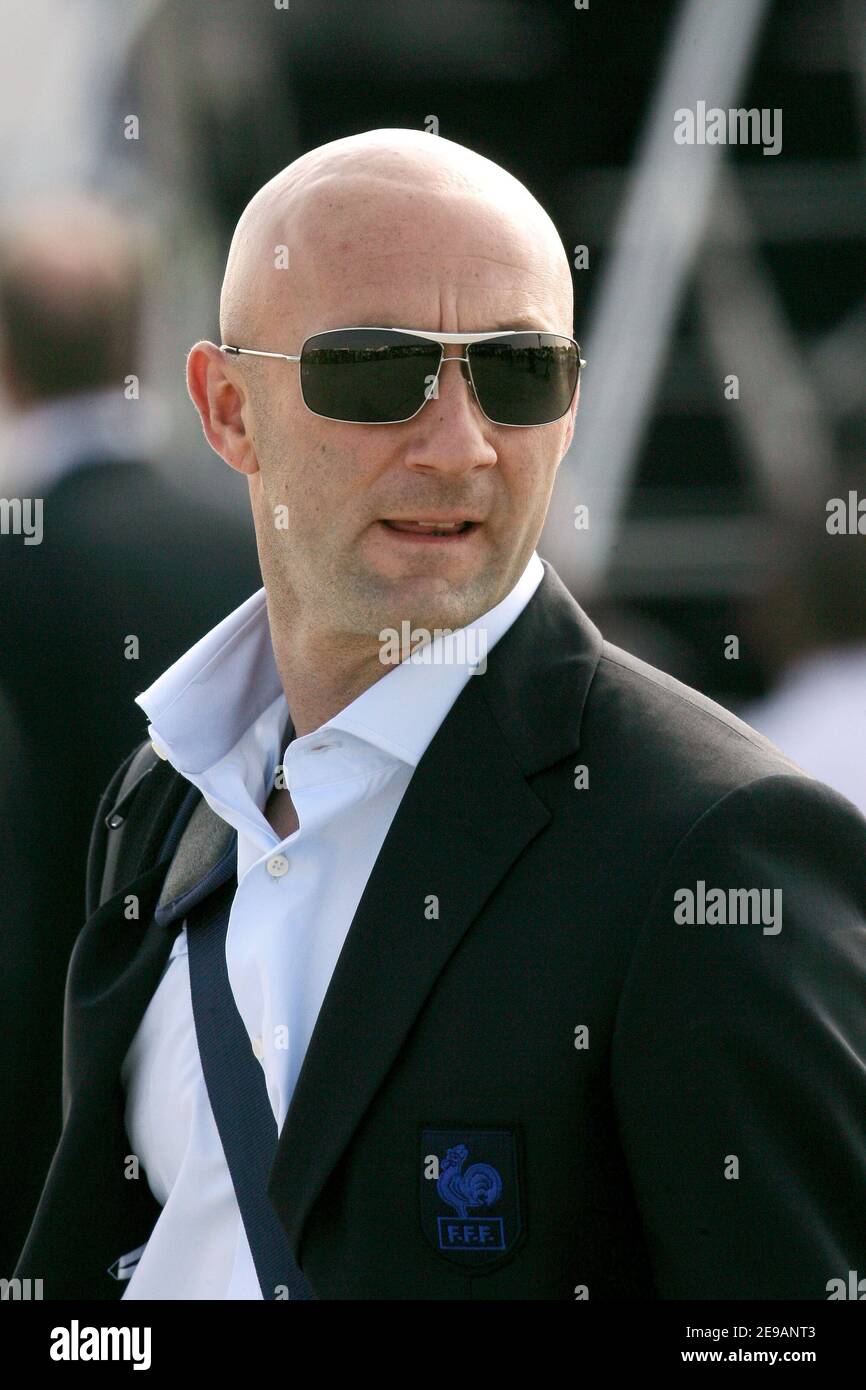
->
[219,127,572,349]
[189,129,580,711]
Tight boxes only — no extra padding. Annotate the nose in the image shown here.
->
[402,346,498,476]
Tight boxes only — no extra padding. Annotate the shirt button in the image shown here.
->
[251,1036,264,1060]
[266,853,289,878]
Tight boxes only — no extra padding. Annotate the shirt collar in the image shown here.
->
[136,550,544,779]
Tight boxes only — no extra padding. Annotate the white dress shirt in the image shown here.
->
[120,550,545,1299]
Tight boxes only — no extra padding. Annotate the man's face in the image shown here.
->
[233,180,577,645]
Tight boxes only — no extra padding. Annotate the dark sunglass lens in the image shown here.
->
[299,330,440,423]
[467,334,578,425]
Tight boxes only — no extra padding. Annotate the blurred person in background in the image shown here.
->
[0,194,259,1267]
[740,446,866,819]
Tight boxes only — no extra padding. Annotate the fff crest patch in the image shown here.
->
[420,1127,523,1269]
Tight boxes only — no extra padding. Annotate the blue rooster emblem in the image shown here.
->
[437,1143,503,1217]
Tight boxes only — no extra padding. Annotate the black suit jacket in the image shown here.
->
[14,560,866,1299]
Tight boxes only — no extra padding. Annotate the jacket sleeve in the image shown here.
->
[611,772,866,1299]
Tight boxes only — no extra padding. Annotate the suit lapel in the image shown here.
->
[65,783,238,1113]
[269,560,604,1257]
[63,863,183,1116]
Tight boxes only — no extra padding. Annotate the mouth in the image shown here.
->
[378,519,480,542]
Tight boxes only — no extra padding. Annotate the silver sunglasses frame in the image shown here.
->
[219,326,586,427]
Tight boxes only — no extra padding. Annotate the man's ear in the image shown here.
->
[186,339,260,476]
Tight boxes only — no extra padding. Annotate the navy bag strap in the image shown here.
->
[185,870,315,1301]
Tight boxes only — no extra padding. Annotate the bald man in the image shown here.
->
[15,130,866,1301]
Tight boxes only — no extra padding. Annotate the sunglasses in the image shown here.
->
[220,327,585,427]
